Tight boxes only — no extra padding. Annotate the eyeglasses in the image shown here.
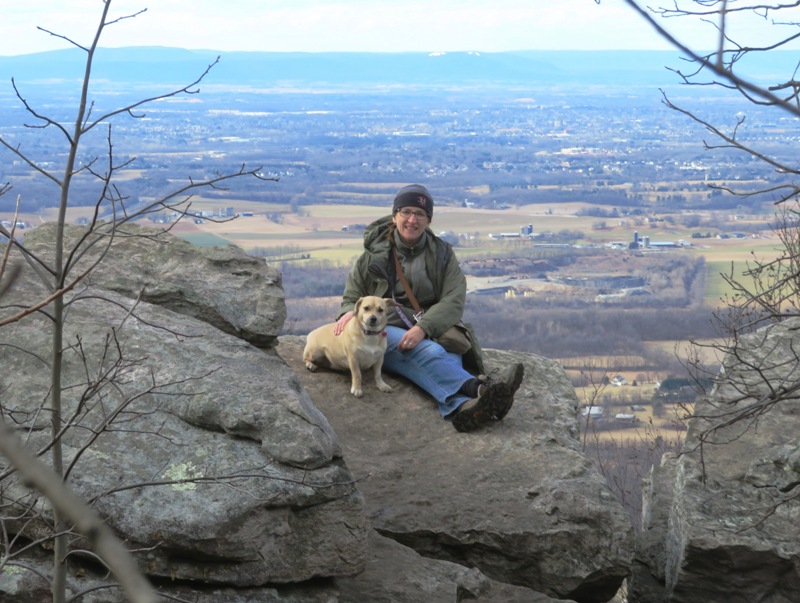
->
[397,208,428,221]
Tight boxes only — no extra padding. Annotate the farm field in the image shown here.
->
[565,352,698,443]
[574,383,689,445]
[15,199,776,313]
[20,196,777,251]
[14,199,778,306]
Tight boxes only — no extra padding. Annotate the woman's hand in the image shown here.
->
[334,311,354,336]
[398,325,426,351]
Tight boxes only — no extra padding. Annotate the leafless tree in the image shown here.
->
[0,2,276,601]
[574,357,619,449]
[601,1,800,468]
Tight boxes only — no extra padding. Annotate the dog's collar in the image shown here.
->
[359,323,386,336]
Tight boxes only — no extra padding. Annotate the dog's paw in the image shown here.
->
[377,381,393,393]
[351,386,364,398]
[305,361,318,372]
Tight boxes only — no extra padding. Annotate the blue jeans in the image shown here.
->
[381,325,473,417]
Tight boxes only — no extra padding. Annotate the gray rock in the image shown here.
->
[1,227,365,593]
[0,545,341,603]
[278,338,634,603]
[628,453,678,603]
[336,530,573,603]
[0,291,365,586]
[20,222,286,348]
[630,317,800,603]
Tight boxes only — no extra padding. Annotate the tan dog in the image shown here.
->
[303,296,395,397]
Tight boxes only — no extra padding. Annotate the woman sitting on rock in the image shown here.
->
[333,184,524,432]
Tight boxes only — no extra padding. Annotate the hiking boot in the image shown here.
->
[480,362,524,420]
[452,381,513,433]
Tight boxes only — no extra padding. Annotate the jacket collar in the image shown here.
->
[393,229,428,257]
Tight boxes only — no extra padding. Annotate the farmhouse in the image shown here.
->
[580,406,604,419]
[613,413,639,425]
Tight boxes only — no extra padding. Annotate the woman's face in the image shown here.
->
[393,207,429,245]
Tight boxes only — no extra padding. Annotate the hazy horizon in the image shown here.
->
[1,1,781,57]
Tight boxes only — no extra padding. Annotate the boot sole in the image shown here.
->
[452,382,512,433]
[495,363,524,420]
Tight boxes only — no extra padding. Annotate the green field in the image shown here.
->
[704,261,745,305]
[695,242,783,305]
[178,232,233,248]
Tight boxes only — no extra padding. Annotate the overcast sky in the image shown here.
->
[0,1,783,56]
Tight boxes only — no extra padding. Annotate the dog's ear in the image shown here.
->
[354,297,364,314]
[384,298,397,309]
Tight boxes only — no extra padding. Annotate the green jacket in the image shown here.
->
[339,215,486,375]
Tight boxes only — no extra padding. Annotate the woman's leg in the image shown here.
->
[381,326,472,417]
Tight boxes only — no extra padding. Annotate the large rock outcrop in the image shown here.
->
[0,225,363,600]
[630,317,800,603]
[278,341,634,603]
[0,224,633,601]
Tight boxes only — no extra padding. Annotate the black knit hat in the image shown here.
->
[392,184,434,219]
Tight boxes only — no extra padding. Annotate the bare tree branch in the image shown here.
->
[0,1,277,600]
[0,419,159,603]
[599,0,800,520]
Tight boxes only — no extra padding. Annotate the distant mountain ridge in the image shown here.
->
[1,46,794,93]
[0,46,769,89]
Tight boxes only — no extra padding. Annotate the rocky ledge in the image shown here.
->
[0,225,632,602]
